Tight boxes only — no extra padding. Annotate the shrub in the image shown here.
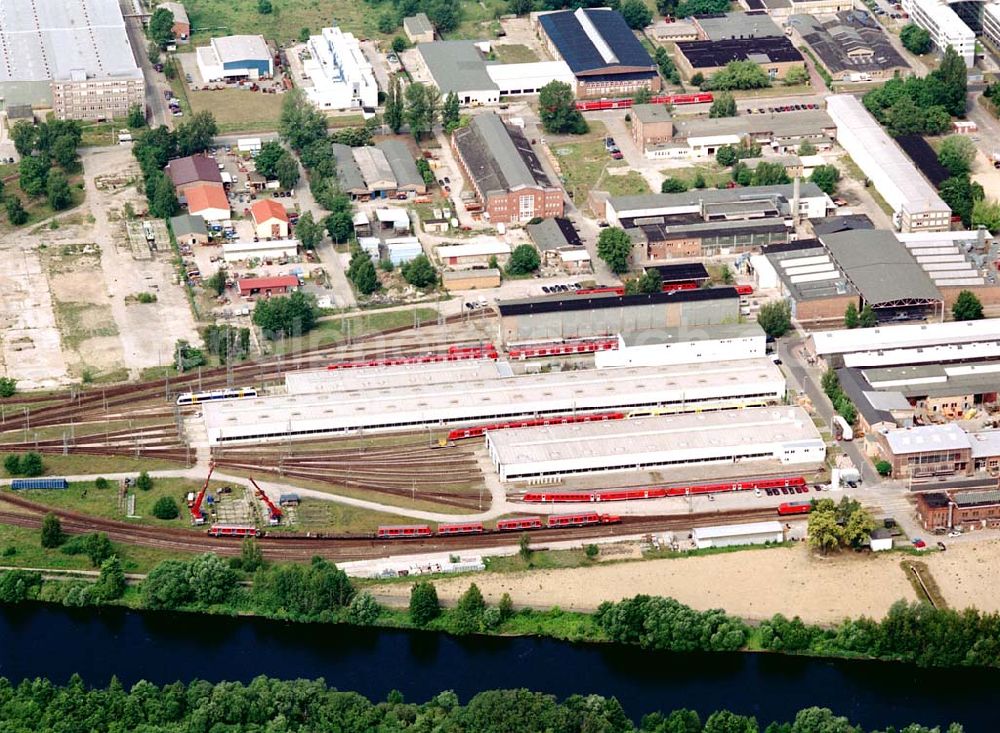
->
[152,496,180,520]
[135,471,153,491]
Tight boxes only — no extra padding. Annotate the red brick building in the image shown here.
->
[915,490,1000,532]
[237,275,299,298]
[452,113,564,225]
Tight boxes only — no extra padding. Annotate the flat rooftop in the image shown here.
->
[498,286,738,317]
[0,0,142,83]
[609,182,828,215]
[284,359,509,394]
[693,12,782,40]
[619,322,765,347]
[764,240,857,302]
[810,318,1000,355]
[418,41,498,93]
[487,406,821,466]
[205,359,785,439]
[860,361,1000,399]
[676,36,802,68]
[693,520,784,540]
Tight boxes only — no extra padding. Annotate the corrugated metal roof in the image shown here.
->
[377,139,424,189]
[453,113,554,196]
[539,8,655,75]
[820,230,941,305]
[332,143,366,192]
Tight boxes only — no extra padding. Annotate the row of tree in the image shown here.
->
[251,291,320,341]
[8,119,83,221]
[0,664,962,733]
[821,367,857,425]
[806,496,876,555]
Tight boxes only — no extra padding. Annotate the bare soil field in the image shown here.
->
[374,543,932,624]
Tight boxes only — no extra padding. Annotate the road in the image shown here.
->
[119,0,173,129]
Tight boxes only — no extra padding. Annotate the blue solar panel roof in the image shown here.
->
[539,9,655,74]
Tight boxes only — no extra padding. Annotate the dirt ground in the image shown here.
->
[374,540,1000,624]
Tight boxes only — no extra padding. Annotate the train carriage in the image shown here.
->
[377,525,434,539]
[436,522,485,536]
[496,516,544,531]
[207,524,261,538]
[176,387,258,406]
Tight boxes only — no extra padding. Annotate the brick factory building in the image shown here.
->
[452,113,564,224]
[916,490,1000,532]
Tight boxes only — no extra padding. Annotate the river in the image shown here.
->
[0,603,989,731]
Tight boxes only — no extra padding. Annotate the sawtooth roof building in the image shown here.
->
[452,113,564,224]
[0,0,145,119]
[535,8,660,96]
[792,11,910,82]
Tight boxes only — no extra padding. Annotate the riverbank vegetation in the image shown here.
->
[0,676,964,733]
[3,543,1000,670]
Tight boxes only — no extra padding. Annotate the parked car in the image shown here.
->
[912,538,927,549]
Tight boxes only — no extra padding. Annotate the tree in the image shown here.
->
[756,300,791,338]
[135,471,153,492]
[784,65,809,86]
[939,175,984,228]
[391,36,408,54]
[0,378,16,398]
[716,145,738,167]
[703,710,758,733]
[299,27,311,42]
[279,88,329,152]
[175,111,218,156]
[858,304,877,328]
[404,83,440,140]
[506,244,541,275]
[5,196,28,226]
[510,0,534,14]
[596,227,632,274]
[952,289,984,321]
[350,256,379,295]
[807,510,842,555]
[142,559,192,608]
[637,268,662,294]
[875,460,892,477]
[275,155,300,191]
[452,583,486,634]
[252,291,319,337]
[149,172,179,218]
[442,91,461,134]
[621,0,652,29]
[519,533,533,562]
[385,76,404,134]
[973,198,1000,232]
[401,254,438,287]
[538,81,588,135]
[809,164,840,195]
[900,23,932,55]
[40,513,63,548]
[661,177,688,193]
[676,0,728,16]
[258,0,273,13]
[152,496,180,520]
[799,141,817,156]
[938,135,977,177]
[46,170,72,211]
[20,452,43,477]
[126,104,146,129]
[240,538,264,572]
[750,162,790,186]
[295,211,323,250]
[147,7,174,46]
[409,581,440,625]
[844,302,859,329]
[94,555,126,601]
[83,533,114,567]
[692,171,706,189]
[148,41,161,65]
[187,553,237,604]
[19,155,50,197]
[348,592,380,624]
[11,121,37,157]
[709,91,737,118]
[706,61,770,91]
[426,0,462,34]
[254,141,286,179]
[842,506,877,548]
[51,134,79,171]
[325,211,353,243]
[934,46,968,117]
[378,12,398,34]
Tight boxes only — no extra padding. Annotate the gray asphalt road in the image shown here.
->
[119,0,173,129]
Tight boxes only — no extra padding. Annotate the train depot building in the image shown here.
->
[485,407,824,482]
[203,359,785,445]
[692,521,785,549]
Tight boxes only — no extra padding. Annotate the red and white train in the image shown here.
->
[522,476,807,503]
[575,93,714,111]
[376,512,622,539]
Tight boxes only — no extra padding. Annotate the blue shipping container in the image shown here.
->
[11,478,69,490]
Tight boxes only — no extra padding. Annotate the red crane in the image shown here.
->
[250,477,282,525]
[190,464,214,525]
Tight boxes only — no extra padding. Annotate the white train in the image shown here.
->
[175,387,258,406]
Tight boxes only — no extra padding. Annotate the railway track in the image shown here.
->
[0,491,782,562]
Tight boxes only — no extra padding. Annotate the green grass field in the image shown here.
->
[267,307,439,354]
[492,44,539,64]
[660,163,732,188]
[0,454,187,477]
[554,138,650,207]
[5,477,223,529]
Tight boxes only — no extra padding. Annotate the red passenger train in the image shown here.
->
[207,524,261,538]
[575,93,714,111]
[328,344,498,370]
[496,516,544,531]
[575,281,699,297]
[436,522,486,536]
[377,525,434,539]
[507,338,619,359]
[523,476,807,503]
[446,411,626,442]
[376,513,622,539]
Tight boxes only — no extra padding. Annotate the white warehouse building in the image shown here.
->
[285,360,510,394]
[810,318,1000,368]
[826,95,951,233]
[486,407,825,481]
[692,521,785,549]
[204,359,786,444]
[596,323,767,369]
[303,25,378,110]
[901,0,975,67]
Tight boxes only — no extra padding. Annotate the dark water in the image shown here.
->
[0,603,988,731]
